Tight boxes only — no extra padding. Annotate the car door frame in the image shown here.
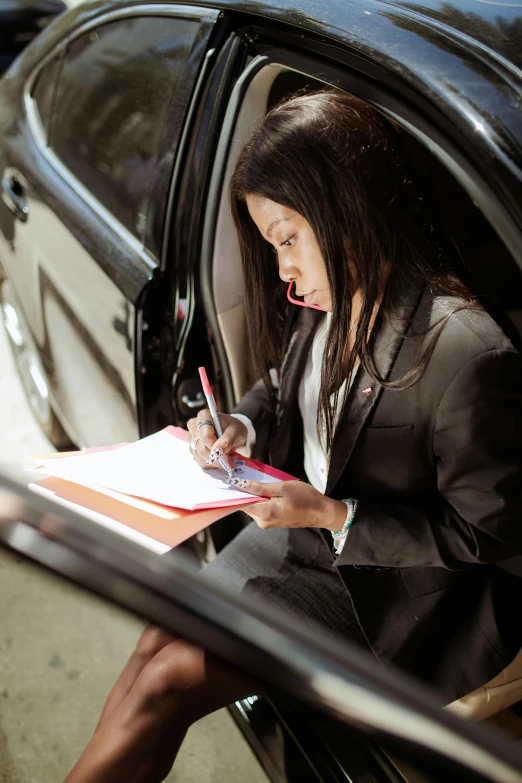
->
[194,32,522,410]
[148,24,250,433]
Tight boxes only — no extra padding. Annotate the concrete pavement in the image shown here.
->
[0,317,266,780]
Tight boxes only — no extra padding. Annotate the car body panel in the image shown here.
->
[56,1,522,153]
[0,58,155,445]
[13,0,522,186]
[0,4,220,446]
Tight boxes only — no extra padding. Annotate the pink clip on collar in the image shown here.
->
[287,282,324,311]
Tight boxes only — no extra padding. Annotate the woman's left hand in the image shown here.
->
[228,478,347,532]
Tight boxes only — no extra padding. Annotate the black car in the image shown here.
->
[0,0,66,76]
[1,0,522,779]
[0,0,521,450]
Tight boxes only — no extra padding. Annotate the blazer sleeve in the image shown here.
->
[232,378,275,459]
[335,347,522,569]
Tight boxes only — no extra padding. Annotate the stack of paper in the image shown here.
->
[28,426,293,554]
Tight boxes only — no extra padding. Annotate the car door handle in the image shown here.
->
[1,174,29,222]
[181,392,206,409]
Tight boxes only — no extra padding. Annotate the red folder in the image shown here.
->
[29,427,296,549]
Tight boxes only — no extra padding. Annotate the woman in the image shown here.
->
[66,92,522,782]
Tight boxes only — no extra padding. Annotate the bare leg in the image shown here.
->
[96,626,177,730]
[65,630,258,783]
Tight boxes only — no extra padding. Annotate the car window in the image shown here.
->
[51,16,199,243]
[30,54,63,137]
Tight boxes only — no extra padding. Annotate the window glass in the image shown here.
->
[31,55,63,136]
[51,16,198,240]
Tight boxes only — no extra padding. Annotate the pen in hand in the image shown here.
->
[198,366,234,478]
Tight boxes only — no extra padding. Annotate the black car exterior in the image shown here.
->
[1,0,521,448]
[1,0,522,779]
[3,467,522,783]
[0,0,66,76]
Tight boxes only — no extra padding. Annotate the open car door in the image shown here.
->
[1,468,522,783]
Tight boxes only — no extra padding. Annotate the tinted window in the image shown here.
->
[31,55,63,136]
[51,16,198,241]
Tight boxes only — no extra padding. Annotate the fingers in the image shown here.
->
[188,435,241,474]
[212,432,233,455]
[196,410,218,454]
[202,449,239,471]
[187,410,250,476]
[187,409,217,463]
[212,416,246,455]
[189,445,213,470]
[188,438,229,471]
[225,479,284,497]
[245,499,280,530]
[224,481,285,531]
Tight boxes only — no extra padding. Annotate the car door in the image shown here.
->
[2,471,522,783]
[0,5,218,447]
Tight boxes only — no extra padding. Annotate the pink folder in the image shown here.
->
[30,427,296,549]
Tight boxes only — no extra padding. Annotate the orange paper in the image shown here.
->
[31,476,240,551]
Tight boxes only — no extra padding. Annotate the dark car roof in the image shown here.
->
[192,0,522,71]
[172,0,521,205]
[394,0,522,64]
[9,0,522,247]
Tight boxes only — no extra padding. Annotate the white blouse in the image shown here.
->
[297,313,348,493]
[233,312,350,494]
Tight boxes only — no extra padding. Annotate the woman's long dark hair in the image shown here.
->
[230,91,472,450]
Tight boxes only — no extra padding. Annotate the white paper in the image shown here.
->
[33,429,279,510]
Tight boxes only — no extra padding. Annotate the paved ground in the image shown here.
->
[0,317,266,780]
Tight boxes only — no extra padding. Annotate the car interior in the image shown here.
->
[210,61,522,405]
[205,59,522,774]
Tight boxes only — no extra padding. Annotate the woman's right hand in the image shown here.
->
[187,409,248,470]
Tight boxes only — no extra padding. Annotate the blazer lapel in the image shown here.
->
[326,284,425,495]
[270,307,323,469]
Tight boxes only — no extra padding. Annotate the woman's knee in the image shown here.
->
[136,641,207,709]
[133,625,178,666]
[135,641,258,726]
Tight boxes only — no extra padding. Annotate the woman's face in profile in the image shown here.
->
[246,194,332,312]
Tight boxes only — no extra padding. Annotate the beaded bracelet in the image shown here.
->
[331,498,358,555]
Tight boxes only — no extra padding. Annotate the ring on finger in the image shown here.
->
[197,420,214,430]
[190,437,201,449]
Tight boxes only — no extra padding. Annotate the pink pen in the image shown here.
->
[198,367,234,477]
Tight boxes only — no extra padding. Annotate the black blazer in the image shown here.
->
[234,284,522,703]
